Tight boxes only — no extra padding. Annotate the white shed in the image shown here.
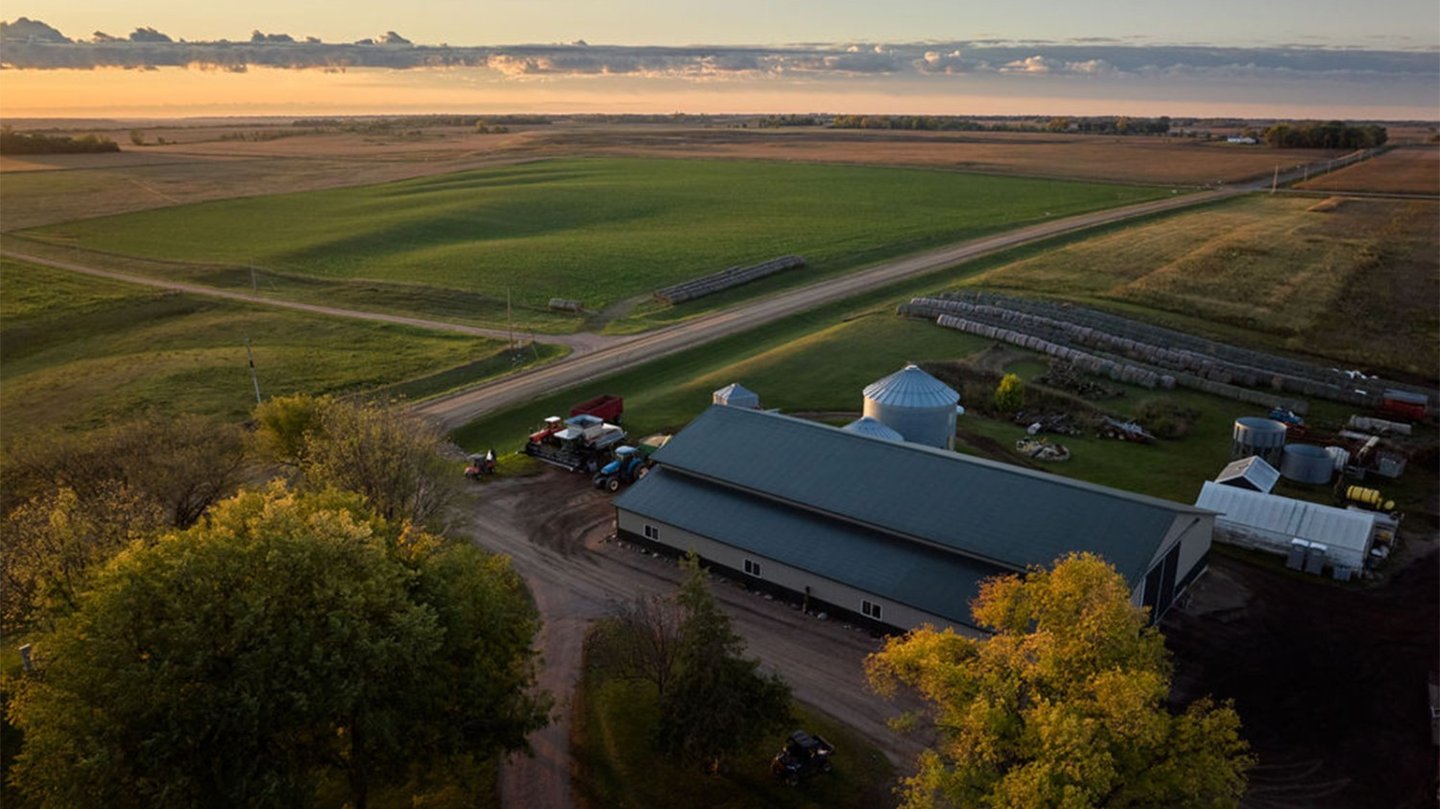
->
[712,382,761,409]
[1194,481,1377,571]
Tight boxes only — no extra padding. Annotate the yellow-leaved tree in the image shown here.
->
[866,552,1251,809]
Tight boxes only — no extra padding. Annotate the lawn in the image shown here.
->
[958,195,1440,378]
[16,157,1169,331]
[0,260,540,442]
[574,672,894,809]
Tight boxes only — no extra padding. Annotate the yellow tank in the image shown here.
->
[1345,485,1394,512]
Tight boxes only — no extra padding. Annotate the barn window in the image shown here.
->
[861,600,882,620]
[643,524,660,540]
[743,558,761,578]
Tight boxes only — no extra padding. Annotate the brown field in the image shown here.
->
[1295,145,1440,196]
[1,121,1348,230]
[962,195,1440,378]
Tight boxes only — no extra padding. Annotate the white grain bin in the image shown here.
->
[1280,444,1333,485]
[1231,417,1287,465]
[712,382,761,409]
[842,416,906,443]
[862,363,959,449]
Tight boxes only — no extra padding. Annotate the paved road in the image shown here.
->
[414,187,1244,428]
[0,250,619,356]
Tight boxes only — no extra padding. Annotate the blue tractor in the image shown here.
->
[592,446,650,492]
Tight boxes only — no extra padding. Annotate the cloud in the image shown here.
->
[1,20,1436,95]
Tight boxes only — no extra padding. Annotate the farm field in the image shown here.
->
[0,121,1343,231]
[1295,145,1440,196]
[13,157,1172,331]
[0,260,543,443]
[955,195,1440,378]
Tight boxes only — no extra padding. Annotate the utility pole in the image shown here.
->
[244,336,262,404]
[1270,165,1279,194]
[506,287,514,352]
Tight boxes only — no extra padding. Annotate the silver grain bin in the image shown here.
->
[842,416,906,443]
[1231,417,1287,465]
[862,363,960,449]
[1280,444,1334,485]
[712,382,761,409]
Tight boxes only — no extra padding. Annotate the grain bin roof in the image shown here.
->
[863,363,959,409]
[634,405,1202,584]
[842,416,906,442]
[1215,456,1281,493]
[617,467,1000,626]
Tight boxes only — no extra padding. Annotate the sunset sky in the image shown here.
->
[3,0,1437,119]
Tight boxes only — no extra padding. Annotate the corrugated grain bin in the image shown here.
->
[1280,444,1334,485]
[842,416,906,442]
[1231,417,1287,464]
[712,382,761,409]
[862,363,960,449]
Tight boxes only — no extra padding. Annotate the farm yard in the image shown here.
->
[10,157,1171,331]
[1296,145,1440,196]
[0,259,543,443]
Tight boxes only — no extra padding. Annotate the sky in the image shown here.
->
[3,0,1438,119]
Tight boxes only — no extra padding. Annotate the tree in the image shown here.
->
[866,553,1251,809]
[6,484,549,808]
[589,593,683,698]
[656,556,791,771]
[251,395,456,527]
[994,372,1025,412]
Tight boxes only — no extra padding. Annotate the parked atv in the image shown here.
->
[464,449,497,480]
[771,730,834,786]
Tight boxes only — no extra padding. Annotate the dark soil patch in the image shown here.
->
[1163,544,1439,808]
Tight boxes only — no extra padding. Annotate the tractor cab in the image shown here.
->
[528,416,565,445]
[599,445,638,477]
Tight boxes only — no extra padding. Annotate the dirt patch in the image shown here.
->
[1163,543,1440,808]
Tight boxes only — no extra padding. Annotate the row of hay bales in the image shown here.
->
[905,295,1374,406]
[930,312,1308,412]
[929,291,1433,401]
[654,255,805,305]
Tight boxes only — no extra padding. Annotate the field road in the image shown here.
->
[413,186,1244,428]
[0,251,619,356]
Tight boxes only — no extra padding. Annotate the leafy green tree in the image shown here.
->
[994,372,1025,412]
[6,484,548,809]
[867,553,1251,809]
[251,395,455,527]
[588,594,682,698]
[656,556,791,771]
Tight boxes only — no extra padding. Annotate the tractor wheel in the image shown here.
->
[606,477,622,493]
[592,475,607,489]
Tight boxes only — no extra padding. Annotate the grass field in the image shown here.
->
[0,260,541,442]
[574,672,894,809]
[1295,146,1440,196]
[15,157,1169,329]
[957,195,1440,377]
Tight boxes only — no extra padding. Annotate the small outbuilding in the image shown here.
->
[1215,456,1280,494]
[712,382,761,409]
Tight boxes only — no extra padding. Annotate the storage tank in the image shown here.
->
[1280,443,1333,485]
[712,382,761,409]
[842,416,906,443]
[862,363,960,449]
[1231,417,1287,465]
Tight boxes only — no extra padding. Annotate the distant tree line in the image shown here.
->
[830,115,991,131]
[0,127,118,155]
[290,114,550,129]
[1044,115,1172,135]
[756,114,821,128]
[828,114,1176,135]
[1260,121,1387,149]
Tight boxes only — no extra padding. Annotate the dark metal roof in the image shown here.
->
[616,467,1000,626]
[862,363,959,409]
[639,405,1203,584]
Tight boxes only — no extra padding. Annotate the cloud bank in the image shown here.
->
[1,25,1435,90]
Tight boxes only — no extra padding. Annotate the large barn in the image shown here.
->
[613,405,1214,633]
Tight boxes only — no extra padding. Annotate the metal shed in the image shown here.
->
[1194,481,1377,571]
[712,382,761,409]
[862,363,960,449]
[1215,456,1280,493]
[842,416,905,442]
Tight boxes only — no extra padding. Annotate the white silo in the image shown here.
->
[842,416,906,442]
[862,363,960,449]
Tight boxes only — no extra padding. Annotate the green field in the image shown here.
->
[16,158,1169,332]
[0,260,552,441]
[961,195,1440,377]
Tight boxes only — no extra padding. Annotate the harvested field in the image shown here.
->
[1295,145,1440,196]
[961,195,1440,377]
[15,157,1168,325]
[0,259,521,442]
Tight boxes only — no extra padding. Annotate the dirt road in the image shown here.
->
[415,187,1243,428]
[468,471,921,809]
